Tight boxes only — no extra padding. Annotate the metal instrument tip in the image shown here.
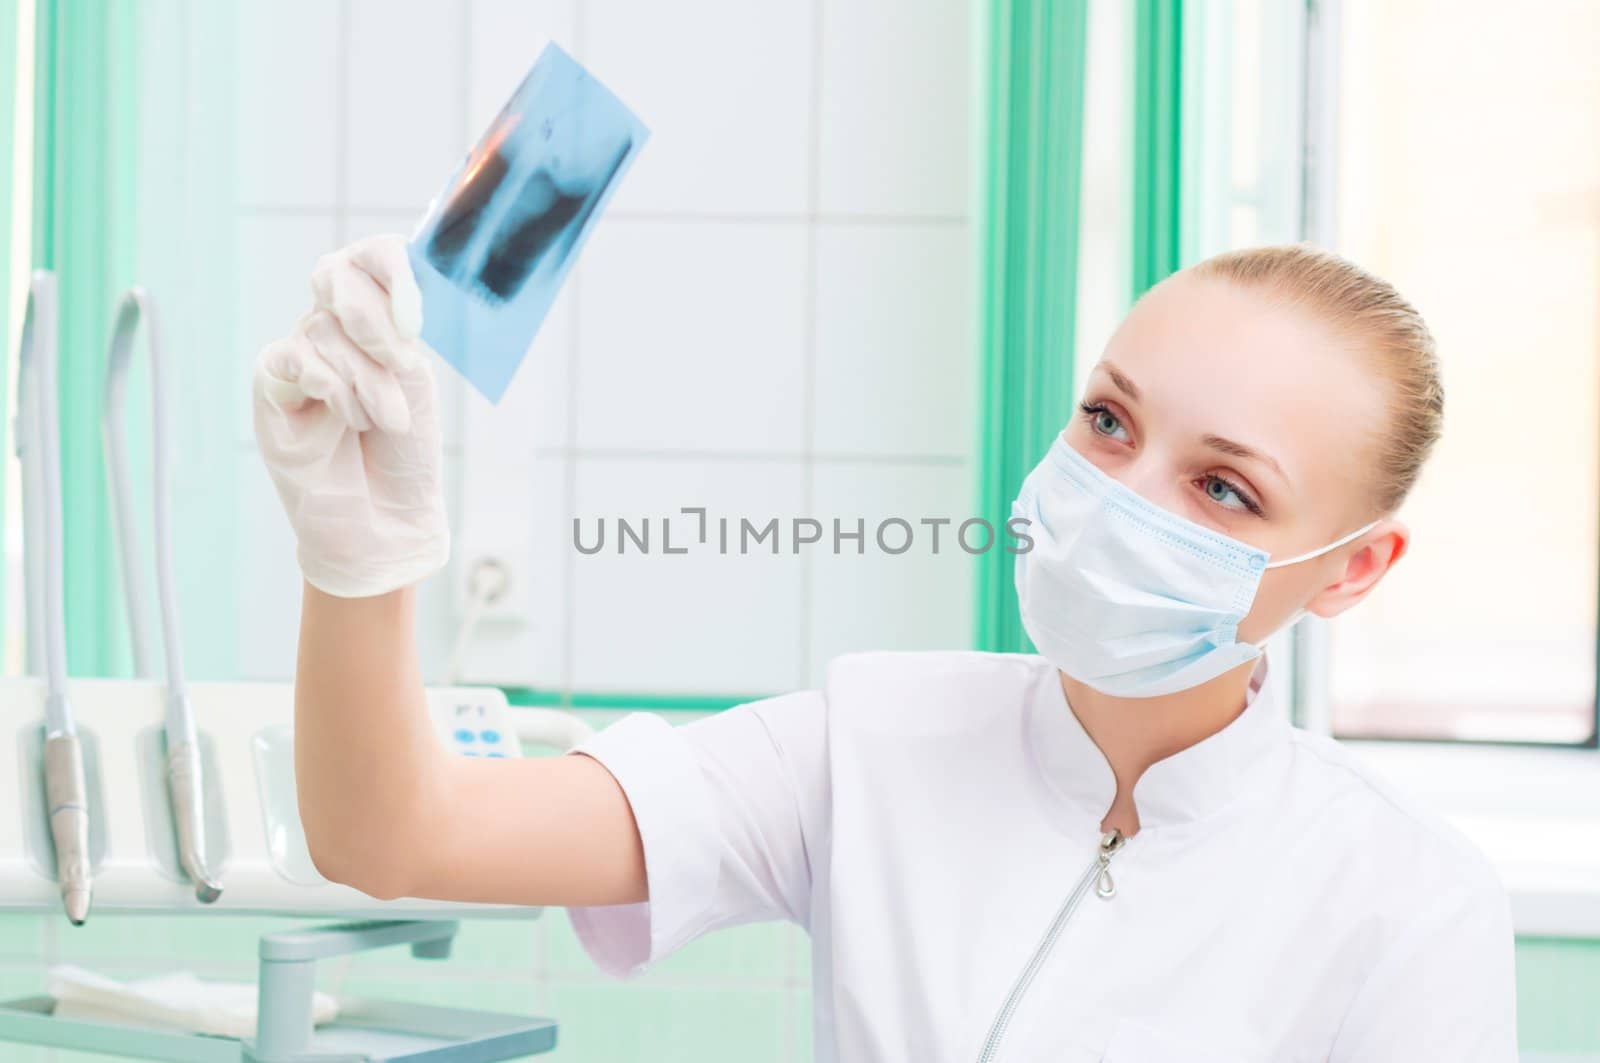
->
[62,888,91,925]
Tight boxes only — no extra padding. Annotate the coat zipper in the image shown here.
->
[975,829,1126,1063]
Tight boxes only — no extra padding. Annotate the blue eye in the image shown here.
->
[1201,474,1260,515]
[1081,402,1129,442]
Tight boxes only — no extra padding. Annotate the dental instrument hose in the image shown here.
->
[105,290,222,903]
[20,273,93,925]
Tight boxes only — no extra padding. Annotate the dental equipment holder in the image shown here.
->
[0,252,598,1053]
[0,918,558,1061]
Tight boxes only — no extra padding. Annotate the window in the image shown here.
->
[1327,0,1600,744]
[1075,0,1599,745]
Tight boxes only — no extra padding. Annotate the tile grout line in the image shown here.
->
[558,0,589,701]
[333,0,352,246]
[230,437,972,468]
[606,211,970,226]
[458,0,474,152]
[234,204,970,226]
[444,0,473,535]
[791,0,828,1052]
[796,0,828,703]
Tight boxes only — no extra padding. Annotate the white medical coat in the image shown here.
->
[569,651,1517,1061]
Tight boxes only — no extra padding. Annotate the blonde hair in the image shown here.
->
[1189,243,1443,514]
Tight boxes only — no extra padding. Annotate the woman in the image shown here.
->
[253,238,1515,1061]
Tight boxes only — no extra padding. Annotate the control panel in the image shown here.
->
[427,689,523,760]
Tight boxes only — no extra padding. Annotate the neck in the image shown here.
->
[1058,659,1258,837]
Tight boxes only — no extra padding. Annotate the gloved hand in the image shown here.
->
[252,234,449,598]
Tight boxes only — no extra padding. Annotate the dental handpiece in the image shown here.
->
[165,695,221,903]
[42,723,91,925]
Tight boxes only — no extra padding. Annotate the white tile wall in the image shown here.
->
[805,462,976,681]
[459,285,576,455]
[574,220,810,453]
[233,215,340,444]
[812,223,973,458]
[415,454,469,683]
[817,0,974,217]
[452,454,569,687]
[466,1,579,134]
[235,453,302,680]
[583,0,816,216]
[235,1,341,208]
[224,0,977,697]
[346,0,470,212]
[569,457,808,694]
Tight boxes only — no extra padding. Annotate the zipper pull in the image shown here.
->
[1095,829,1125,900]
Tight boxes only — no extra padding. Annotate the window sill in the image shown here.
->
[1349,739,1600,939]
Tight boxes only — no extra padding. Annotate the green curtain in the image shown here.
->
[0,0,17,643]
[31,0,138,676]
[1132,0,1185,294]
[973,0,1091,653]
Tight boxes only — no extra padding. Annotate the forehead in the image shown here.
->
[1097,274,1387,498]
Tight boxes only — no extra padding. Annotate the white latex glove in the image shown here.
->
[252,234,449,598]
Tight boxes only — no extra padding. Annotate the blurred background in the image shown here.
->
[0,0,1596,1059]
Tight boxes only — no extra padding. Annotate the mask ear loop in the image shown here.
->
[1262,519,1381,571]
[1250,520,1383,649]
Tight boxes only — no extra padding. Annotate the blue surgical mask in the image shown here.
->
[1012,437,1378,698]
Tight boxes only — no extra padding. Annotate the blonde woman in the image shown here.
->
[254,238,1514,1061]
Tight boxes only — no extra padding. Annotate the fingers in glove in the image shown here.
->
[311,250,418,373]
[345,234,424,341]
[379,352,441,461]
[256,335,315,412]
[304,310,413,435]
[263,329,374,432]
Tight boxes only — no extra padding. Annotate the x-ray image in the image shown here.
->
[409,43,647,402]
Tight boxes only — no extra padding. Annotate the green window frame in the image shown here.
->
[973,0,1182,652]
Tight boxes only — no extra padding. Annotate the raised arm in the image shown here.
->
[254,235,644,906]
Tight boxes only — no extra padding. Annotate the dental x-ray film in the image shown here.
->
[409,43,647,403]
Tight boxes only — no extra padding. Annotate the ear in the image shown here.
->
[1304,519,1409,620]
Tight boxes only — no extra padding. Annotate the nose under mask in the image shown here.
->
[1012,438,1378,698]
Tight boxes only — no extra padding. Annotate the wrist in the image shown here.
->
[302,579,413,613]
[298,534,450,600]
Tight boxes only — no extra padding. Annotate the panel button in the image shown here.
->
[479,729,502,744]
[453,729,476,744]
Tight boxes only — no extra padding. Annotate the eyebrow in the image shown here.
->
[1202,433,1286,481]
[1104,364,1142,401]
[1096,362,1288,483]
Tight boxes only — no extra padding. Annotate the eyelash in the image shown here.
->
[1077,400,1265,518]
[1078,400,1122,436]
[1204,472,1264,517]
